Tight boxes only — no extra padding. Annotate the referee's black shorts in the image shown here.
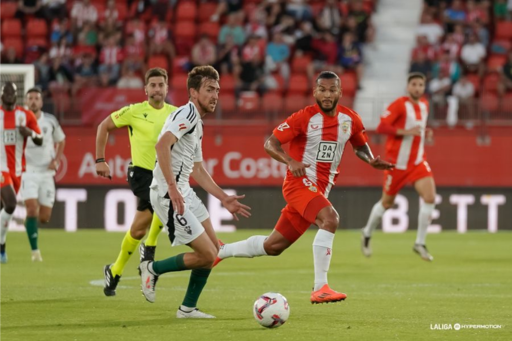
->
[127,163,154,213]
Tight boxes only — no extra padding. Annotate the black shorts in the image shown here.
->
[127,163,154,213]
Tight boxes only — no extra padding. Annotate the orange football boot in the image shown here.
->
[212,240,225,267]
[310,284,347,304]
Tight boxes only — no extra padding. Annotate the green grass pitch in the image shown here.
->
[1,230,511,341]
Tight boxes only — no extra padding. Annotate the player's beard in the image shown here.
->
[316,98,338,113]
[409,92,422,101]
[198,98,216,114]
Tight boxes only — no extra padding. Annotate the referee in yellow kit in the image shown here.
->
[95,68,177,296]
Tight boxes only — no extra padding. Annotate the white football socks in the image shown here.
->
[416,202,435,245]
[218,235,267,259]
[0,209,13,244]
[313,229,335,291]
[362,201,386,237]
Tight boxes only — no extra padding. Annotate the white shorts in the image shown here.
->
[150,187,209,246]
[20,172,56,207]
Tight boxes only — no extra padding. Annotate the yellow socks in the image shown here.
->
[145,214,163,247]
[111,231,140,277]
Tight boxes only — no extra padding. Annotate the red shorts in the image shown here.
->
[1,171,21,193]
[383,161,433,195]
[275,177,331,243]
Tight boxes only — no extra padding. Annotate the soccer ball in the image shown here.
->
[253,292,290,328]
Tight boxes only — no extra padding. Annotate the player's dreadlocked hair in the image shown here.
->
[144,68,168,84]
[407,72,426,83]
[187,65,220,94]
[316,71,340,85]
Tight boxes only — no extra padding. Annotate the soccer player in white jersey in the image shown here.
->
[21,88,66,262]
[138,66,251,318]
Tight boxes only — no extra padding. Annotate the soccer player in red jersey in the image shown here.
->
[361,72,436,262]
[0,82,43,263]
[216,71,394,303]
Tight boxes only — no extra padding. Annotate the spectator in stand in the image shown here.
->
[191,35,217,69]
[432,50,461,83]
[498,51,512,98]
[48,57,74,89]
[452,74,476,128]
[266,31,291,85]
[50,18,73,45]
[409,51,432,81]
[98,36,123,85]
[216,34,240,74]
[452,24,466,46]
[2,48,22,64]
[494,0,508,20]
[286,0,313,21]
[460,33,486,76]
[412,35,438,62]
[444,0,467,31]
[211,0,244,22]
[123,35,146,76]
[103,0,118,23]
[318,0,343,36]
[295,21,314,54]
[16,0,44,20]
[349,0,374,43]
[117,66,144,89]
[340,15,365,44]
[429,68,452,120]
[34,52,51,92]
[310,31,342,76]
[263,0,285,28]
[441,33,461,60]
[417,13,444,45]
[71,0,98,31]
[77,21,98,47]
[148,19,176,61]
[471,21,489,48]
[128,18,146,49]
[466,0,488,24]
[338,32,363,84]
[42,0,67,21]
[72,52,97,95]
[238,36,265,94]
[219,13,246,47]
[272,15,297,45]
[245,8,268,41]
[49,36,72,63]
[98,16,122,46]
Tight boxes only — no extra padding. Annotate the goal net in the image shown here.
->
[0,64,35,231]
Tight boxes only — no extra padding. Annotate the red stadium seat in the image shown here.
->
[26,19,48,38]
[176,1,197,21]
[219,93,237,116]
[501,93,512,114]
[199,22,220,40]
[26,37,48,49]
[339,96,354,108]
[288,74,309,94]
[340,73,357,97]
[220,74,236,92]
[292,55,312,74]
[1,18,22,37]
[480,93,498,112]
[238,91,260,115]
[174,21,196,39]
[1,2,17,19]
[482,73,500,93]
[172,89,189,105]
[495,21,512,40]
[284,94,308,114]
[116,3,128,21]
[198,2,218,22]
[147,55,169,70]
[487,55,507,71]
[262,92,284,116]
[171,74,189,91]
[2,38,24,57]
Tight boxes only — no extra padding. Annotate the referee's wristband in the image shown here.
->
[95,158,106,164]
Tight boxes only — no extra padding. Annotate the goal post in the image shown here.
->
[0,64,35,105]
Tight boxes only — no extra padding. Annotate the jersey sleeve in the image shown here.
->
[26,110,41,134]
[349,112,368,148]
[163,105,198,140]
[110,105,132,128]
[52,119,66,143]
[379,99,403,128]
[272,109,306,144]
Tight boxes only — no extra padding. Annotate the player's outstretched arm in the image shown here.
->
[95,116,118,179]
[192,162,251,221]
[155,131,185,215]
[354,143,395,170]
[264,135,310,177]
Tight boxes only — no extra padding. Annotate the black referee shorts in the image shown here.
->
[127,163,154,213]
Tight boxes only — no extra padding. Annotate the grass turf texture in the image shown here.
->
[1,230,511,341]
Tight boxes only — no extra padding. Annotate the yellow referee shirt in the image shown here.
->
[111,101,177,170]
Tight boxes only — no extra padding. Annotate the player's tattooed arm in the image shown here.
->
[354,143,395,170]
[264,135,310,177]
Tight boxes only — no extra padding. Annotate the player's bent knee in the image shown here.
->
[4,204,16,214]
[264,243,285,256]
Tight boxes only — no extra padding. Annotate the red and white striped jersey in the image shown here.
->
[380,97,429,170]
[0,106,41,176]
[273,104,368,196]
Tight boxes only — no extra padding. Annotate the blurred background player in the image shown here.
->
[95,68,177,296]
[139,65,251,318]
[361,72,436,262]
[0,82,43,264]
[21,87,66,262]
[215,72,394,304]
